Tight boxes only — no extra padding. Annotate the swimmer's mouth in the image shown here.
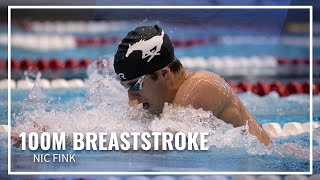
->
[142,102,150,110]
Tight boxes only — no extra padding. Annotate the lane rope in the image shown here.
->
[1,34,319,51]
[0,79,318,96]
[1,57,318,72]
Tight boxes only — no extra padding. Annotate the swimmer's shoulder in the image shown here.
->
[185,70,224,86]
[176,70,222,95]
[173,70,231,114]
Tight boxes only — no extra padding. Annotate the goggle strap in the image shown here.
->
[138,75,145,90]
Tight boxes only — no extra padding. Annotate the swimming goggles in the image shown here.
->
[126,75,145,91]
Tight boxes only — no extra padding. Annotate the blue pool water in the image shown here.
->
[0,68,319,173]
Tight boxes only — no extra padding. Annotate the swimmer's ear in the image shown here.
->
[160,67,170,79]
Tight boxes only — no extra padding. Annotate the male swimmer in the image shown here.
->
[114,25,271,145]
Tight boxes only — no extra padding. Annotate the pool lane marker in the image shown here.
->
[15,21,320,34]
[262,122,320,139]
[1,34,320,50]
[0,79,318,96]
[1,57,319,72]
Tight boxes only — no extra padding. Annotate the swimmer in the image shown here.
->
[114,25,272,145]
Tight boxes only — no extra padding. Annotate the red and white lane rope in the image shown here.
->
[15,21,320,34]
[15,21,130,33]
[0,57,318,72]
[1,34,319,51]
[0,79,319,96]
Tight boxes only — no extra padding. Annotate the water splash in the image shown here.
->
[8,59,312,159]
[24,71,44,104]
[314,127,320,160]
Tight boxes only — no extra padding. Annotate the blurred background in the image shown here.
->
[0,0,319,88]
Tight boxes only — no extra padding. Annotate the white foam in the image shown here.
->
[312,122,320,129]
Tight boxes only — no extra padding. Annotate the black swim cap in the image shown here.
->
[114,25,175,81]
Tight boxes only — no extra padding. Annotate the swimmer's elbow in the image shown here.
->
[261,137,272,146]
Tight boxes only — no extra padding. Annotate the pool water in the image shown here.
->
[0,66,319,173]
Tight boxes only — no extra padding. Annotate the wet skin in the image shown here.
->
[121,68,272,145]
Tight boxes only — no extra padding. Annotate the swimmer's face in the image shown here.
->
[120,70,171,115]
